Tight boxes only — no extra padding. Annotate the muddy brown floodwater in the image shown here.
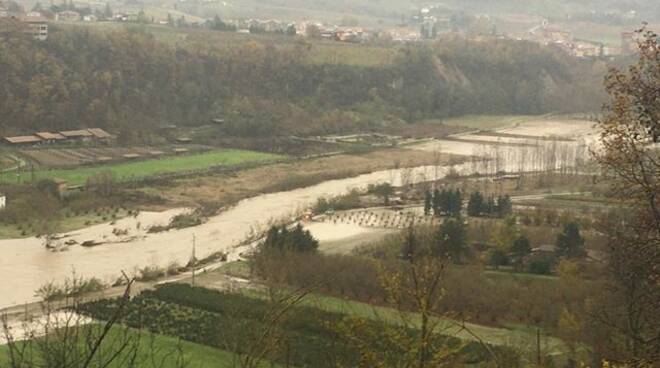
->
[0,164,460,309]
[0,119,598,310]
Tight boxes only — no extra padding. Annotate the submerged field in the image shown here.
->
[2,149,283,186]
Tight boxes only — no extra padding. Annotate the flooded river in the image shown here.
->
[0,119,597,309]
[0,163,464,309]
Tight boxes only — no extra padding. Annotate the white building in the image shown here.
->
[0,194,5,210]
[56,10,81,22]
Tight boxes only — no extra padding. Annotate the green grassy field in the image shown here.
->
[3,149,282,186]
[0,326,277,368]
[277,292,566,355]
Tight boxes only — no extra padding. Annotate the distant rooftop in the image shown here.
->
[87,128,113,139]
[60,129,93,137]
[36,132,65,140]
[4,135,42,144]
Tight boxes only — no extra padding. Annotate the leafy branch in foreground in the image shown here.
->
[335,226,518,368]
[1,273,188,368]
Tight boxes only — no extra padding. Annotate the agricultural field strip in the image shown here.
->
[195,263,567,355]
[6,149,283,185]
[238,289,568,355]
[19,147,182,168]
[0,154,25,172]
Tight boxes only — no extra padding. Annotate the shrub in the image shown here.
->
[528,255,555,275]
[313,190,361,213]
[488,249,510,268]
[137,266,166,281]
[169,212,203,229]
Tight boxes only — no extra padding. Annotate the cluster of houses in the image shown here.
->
[526,21,640,58]
[0,6,49,40]
[230,18,370,43]
[3,128,113,146]
[52,10,138,23]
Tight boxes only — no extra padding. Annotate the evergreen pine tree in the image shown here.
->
[556,222,585,258]
[511,235,531,270]
[467,191,484,217]
[433,216,468,263]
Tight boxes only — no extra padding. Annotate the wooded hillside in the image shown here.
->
[0,25,605,142]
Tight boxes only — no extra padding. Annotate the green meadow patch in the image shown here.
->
[6,149,282,186]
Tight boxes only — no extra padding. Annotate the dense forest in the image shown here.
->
[0,25,606,142]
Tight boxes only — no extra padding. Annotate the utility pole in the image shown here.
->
[536,328,542,366]
[191,234,196,287]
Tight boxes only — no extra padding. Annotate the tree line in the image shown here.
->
[423,189,512,218]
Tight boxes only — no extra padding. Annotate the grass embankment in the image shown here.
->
[437,115,538,130]
[0,326,277,368]
[240,288,566,356]
[5,149,282,186]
